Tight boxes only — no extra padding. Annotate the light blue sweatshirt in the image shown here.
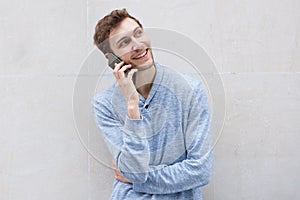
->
[92,62,213,200]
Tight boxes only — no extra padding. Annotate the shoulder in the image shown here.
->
[157,63,205,94]
[180,73,206,95]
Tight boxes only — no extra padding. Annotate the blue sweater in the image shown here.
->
[92,62,213,200]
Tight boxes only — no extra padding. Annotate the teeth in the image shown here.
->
[135,50,147,59]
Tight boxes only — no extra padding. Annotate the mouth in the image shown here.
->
[132,49,149,60]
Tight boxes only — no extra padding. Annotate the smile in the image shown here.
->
[132,49,148,60]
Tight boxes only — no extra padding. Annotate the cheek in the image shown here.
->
[120,51,132,61]
[113,48,129,58]
[142,36,151,47]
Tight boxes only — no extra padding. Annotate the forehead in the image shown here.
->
[109,17,140,39]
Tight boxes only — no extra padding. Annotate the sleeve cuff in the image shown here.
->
[124,116,145,138]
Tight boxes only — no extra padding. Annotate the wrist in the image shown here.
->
[127,98,139,106]
[127,103,140,119]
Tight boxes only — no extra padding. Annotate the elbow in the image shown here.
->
[200,173,211,187]
[198,165,212,187]
[199,152,213,187]
[193,157,213,187]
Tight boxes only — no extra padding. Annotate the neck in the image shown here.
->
[134,64,156,99]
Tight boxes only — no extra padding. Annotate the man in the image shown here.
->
[93,8,213,200]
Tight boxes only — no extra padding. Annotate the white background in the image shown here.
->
[1,0,299,199]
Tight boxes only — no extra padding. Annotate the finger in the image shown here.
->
[114,169,122,176]
[113,61,124,80]
[119,64,132,73]
[118,64,132,78]
[113,168,118,176]
[112,165,122,177]
[115,176,122,181]
[127,68,138,79]
[112,160,118,176]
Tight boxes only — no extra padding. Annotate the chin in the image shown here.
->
[135,59,154,71]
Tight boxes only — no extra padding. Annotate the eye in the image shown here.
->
[135,29,143,37]
[119,38,131,48]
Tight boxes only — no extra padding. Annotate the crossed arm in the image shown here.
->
[93,82,213,194]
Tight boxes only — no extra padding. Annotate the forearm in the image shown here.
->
[93,96,150,183]
[127,101,140,119]
[116,104,150,183]
[133,150,213,194]
[117,129,150,183]
[133,89,213,194]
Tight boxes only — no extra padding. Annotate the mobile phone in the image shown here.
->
[108,53,131,76]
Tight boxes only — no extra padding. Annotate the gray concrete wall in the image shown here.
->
[1,0,299,199]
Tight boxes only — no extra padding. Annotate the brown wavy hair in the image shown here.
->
[93,8,143,54]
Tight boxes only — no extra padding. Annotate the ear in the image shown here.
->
[104,53,109,60]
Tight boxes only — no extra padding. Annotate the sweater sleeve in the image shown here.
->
[92,93,150,183]
[132,83,213,194]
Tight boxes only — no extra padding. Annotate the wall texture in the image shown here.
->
[1,0,299,199]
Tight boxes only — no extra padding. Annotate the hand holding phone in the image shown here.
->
[108,53,131,77]
[108,53,139,110]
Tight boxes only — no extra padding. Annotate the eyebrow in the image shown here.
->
[116,26,141,46]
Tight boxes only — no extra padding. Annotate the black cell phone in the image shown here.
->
[108,53,131,76]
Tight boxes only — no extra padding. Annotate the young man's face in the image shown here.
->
[108,17,154,70]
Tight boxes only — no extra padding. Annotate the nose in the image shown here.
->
[131,37,143,51]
